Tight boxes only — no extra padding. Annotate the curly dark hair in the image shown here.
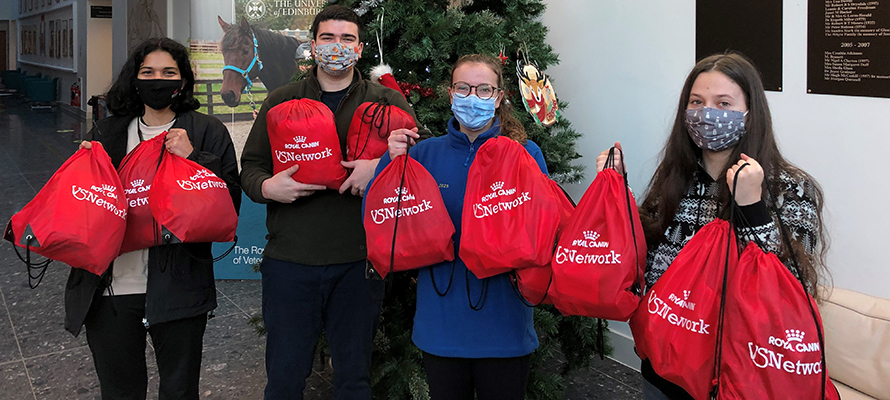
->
[105,37,200,117]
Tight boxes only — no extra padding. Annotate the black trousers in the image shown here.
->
[260,257,385,400]
[84,294,207,400]
[422,352,532,400]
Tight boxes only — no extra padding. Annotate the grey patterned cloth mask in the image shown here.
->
[685,107,747,151]
[314,42,359,77]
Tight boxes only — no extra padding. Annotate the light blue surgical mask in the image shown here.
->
[451,94,497,131]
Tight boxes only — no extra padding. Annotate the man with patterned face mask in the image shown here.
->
[240,5,427,400]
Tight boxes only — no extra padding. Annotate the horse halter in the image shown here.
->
[222,30,264,93]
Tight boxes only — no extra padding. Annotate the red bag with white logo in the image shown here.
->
[716,242,840,400]
[266,98,347,190]
[117,132,167,253]
[148,152,237,244]
[4,142,127,280]
[549,149,646,321]
[364,154,455,279]
[461,136,561,279]
[629,219,738,400]
[513,179,576,305]
[346,100,416,161]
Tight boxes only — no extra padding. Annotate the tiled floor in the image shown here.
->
[0,93,642,399]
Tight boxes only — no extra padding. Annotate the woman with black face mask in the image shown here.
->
[67,37,240,400]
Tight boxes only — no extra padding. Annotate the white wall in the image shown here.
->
[87,0,113,110]
[543,0,696,371]
[543,0,890,368]
[543,0,889,299]
[190,0,233,42]
[167,0,189,46]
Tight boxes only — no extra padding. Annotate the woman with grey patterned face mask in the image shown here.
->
[594,52,830,400]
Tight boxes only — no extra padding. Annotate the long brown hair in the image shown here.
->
[640,52,830,298]
[450,54,527,143]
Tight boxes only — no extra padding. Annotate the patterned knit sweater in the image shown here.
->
[645,165,820,288]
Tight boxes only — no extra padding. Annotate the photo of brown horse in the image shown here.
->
[217,16,305,107]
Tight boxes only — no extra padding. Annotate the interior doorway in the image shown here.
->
[0,31,7,71]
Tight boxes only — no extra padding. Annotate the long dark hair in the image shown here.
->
[105,37,200,117]
[640,52,829,297]
[450,54,527,144]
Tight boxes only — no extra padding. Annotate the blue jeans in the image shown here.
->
[261,257,385,400]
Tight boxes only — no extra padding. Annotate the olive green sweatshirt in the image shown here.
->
[240,67,426,265]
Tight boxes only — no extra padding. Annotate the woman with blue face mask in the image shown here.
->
[371,54,549,400]
[595,53,830,399]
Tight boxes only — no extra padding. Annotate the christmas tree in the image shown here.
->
[331,1,608,399]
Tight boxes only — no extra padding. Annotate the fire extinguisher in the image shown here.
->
[70,81,81,107]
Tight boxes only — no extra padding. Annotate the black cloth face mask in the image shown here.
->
[135,79,182,110]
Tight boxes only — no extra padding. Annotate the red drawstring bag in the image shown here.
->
[629,219,738,400]
[364,154,455,279]
[4,142,127,282]
[716,242,840,400]
[513,179,576,305]
[549,149,646,321]
[117,132,167,254]
[266,98,347,190]
[148,152,238,245]
[461,137,561,279]
[346,101,416,161]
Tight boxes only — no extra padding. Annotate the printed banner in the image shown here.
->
[191,0,327,278]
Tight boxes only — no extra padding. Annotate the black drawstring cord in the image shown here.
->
[710,163,748,399]
[769,197,828,400]
[466,269,490,311]
[100,269,118,317]
[352,99,392,160]
[178,236,239,264]
[12,236,52,289]
[210,237,238,263]
[386,150,412,277]
[509,267,552,307]
[366,140,414,281]
[606,147,644,296]
[430,258,456,296]
[509,182,576,306]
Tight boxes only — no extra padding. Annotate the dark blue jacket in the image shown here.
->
[369,117,547,358]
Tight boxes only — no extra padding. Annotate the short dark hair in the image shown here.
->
[310,5,363,41]
[105,37,200,117]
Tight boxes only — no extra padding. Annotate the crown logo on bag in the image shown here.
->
[491,181,505,191]
[394,187,409,195]
[131,179,145,188]
[785,329,805,343]
[101,184,117,193]
[189,169,217,181]
[583,231,600,241]
[293,136,307,143]
[683,290,691,300]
